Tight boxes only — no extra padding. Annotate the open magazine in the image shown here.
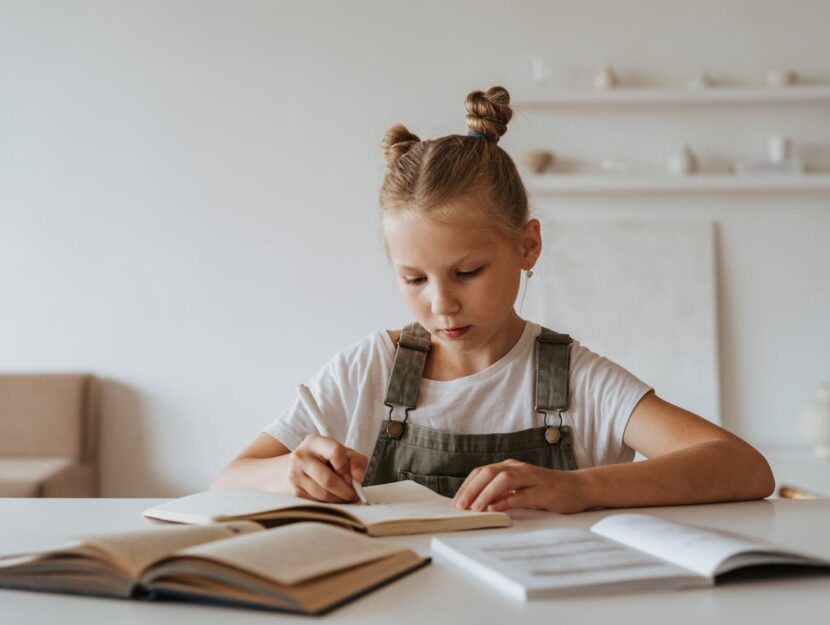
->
[431,513,830,600]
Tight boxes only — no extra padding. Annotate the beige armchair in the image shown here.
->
[0,374,98,497]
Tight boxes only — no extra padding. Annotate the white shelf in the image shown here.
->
[515,85,830,107]
[527,173,830,193]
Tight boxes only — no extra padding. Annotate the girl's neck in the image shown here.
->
[423,313,526,381]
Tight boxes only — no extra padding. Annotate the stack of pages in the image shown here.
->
[0,521,427,614]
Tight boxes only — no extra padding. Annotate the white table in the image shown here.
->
[1,497,830,624]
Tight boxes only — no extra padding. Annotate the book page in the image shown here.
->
[363,480,450,504]
[161,522,408,586]
[144,481,507,532]
[591,514,782,578]
[143,489,320,524]
[81,521,263,578]
[340,481,509,528]
[432,528,703,598]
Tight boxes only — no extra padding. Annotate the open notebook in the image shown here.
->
[431,513,830,600]
[0,521,428,614]
[143,480,511,536]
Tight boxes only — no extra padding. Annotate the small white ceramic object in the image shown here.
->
[798,384,830,459]
[687,71,713,89]
[666,145,698,175]
[766,69,799,87]
[531,57,546,84]
[600,158,629,174]
[767,136,793,163]
[593,64,619,90]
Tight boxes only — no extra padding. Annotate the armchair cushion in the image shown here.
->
[0,374,98,497]
[0,374,97,459]
[0,457,96,497]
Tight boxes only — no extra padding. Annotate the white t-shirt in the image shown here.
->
[263,322,652,469]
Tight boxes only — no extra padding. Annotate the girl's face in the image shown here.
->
[383,211,541,353]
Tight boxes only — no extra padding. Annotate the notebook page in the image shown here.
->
[362,480,450,504]
[170,522,407,585]
[340,481,508,527]
[591,514,771,578]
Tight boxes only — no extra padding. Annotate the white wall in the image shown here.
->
[1,0,828,496]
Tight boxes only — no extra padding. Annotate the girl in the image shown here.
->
[212,86,774,514]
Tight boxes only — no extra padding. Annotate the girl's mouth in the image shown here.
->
[439,326,471,339]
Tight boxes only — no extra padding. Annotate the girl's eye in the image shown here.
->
[403,276,426,286]
[457,267,484,280]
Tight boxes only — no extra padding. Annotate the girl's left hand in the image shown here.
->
[452,459,589,514]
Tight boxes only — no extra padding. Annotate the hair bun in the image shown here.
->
[464,86,512,143]
[381,124,421,167]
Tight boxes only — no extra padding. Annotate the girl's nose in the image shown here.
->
[430,283,461,316]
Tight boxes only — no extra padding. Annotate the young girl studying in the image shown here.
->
[212,86,775,514]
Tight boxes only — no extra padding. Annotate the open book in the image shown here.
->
[143,480,511,536]
[431,513,830,600]
[0,521,427,614]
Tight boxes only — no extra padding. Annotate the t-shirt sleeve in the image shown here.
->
[569,342,653,466]
[262,351,355,451]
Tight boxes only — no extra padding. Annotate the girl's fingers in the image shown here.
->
[296,471,340,502]
[486,489,534,512]
[309,437,352,481]
[347,451,369,483]
[453,465,501,509]
[297,435,368,499]
[454,461,532,510]
[469,471,527,511]
[303,456,355,501]
[488,488,518,504]
[452,466,482,504]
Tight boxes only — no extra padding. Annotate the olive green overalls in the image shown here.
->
[362,322,579,498]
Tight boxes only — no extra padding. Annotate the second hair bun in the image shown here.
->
[465,86,513,144]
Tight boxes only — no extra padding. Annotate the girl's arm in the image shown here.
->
[211,432,368,503]
[579,392,775,508]
[453,393,775,513]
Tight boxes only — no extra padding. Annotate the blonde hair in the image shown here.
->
[379,86,529,240]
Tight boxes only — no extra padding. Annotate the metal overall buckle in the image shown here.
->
[384,403,411,439]
[539,409,564,445]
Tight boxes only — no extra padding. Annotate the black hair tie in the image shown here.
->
[466,129,497,143]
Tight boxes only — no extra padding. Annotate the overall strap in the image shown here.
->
[535,328,572,412]
[384,322,431,409]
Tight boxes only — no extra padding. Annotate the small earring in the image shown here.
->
[525,268,534,279]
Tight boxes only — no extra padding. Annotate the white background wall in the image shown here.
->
[1,0,828,496]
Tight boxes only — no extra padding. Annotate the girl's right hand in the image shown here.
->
[287,434,369,502]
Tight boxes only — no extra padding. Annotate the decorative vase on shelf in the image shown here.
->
[798,384,830,460]
[766,69,799,88]
[521,150,555,174]
[666,145,698,175]
[593,64,619,90]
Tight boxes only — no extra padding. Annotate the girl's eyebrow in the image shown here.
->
[397,253,484,272]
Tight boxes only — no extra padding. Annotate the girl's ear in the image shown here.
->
[520,219,542,268]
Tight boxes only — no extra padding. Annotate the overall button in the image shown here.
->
[545,427,561,444]
[386,421,404,439]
